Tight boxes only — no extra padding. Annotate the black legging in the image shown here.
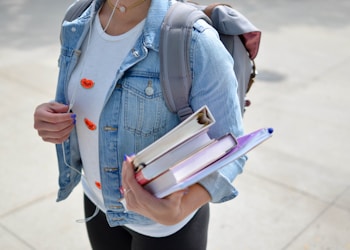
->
[84,195,209,250]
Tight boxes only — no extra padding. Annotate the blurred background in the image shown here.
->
[1,0,349,249]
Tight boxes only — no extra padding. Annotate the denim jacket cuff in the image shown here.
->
[198,171,238,203]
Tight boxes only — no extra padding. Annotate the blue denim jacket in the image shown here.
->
[55,0,246,227]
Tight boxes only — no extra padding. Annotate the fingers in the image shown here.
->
[34,102,76,144]
[38,123,75,144]
[34,102,72,124]
[121,156,138,209]
[122,155,141,195]
[121,155,188,224]
[121,155,154,206]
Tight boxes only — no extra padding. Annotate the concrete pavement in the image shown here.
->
[1,0,349,249]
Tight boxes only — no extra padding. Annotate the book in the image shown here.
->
[133,105,215,172]
[143,133,238,194]
[135,132,213,185]
[147,128,274,198]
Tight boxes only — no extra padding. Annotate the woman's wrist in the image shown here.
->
[178,184,211,220]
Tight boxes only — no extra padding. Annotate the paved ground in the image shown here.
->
[1,0,349,249]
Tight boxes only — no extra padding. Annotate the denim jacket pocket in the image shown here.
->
[120,72,174,138]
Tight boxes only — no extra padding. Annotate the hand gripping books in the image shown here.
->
[131,105,274,198]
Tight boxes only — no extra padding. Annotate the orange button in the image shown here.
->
[81,78,94,89]
[84,118,97,130]
[95,181,101,190]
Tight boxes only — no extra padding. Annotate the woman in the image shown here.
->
[33,0,246,249]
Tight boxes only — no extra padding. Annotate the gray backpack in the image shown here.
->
[62,0,261,121]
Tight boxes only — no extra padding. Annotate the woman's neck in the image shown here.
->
[99,0,150,35]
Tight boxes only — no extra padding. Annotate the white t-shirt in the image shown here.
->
[68,12,145,212]
[68,13,195,237]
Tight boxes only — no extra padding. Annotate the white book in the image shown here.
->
[133,105,215,171]
[135,132,213,185]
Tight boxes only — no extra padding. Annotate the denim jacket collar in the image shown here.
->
[61,0,171,53]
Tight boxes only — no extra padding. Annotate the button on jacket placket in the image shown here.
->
[98,45,149,211]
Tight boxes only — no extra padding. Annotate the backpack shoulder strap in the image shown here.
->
[160,2,211,121]
[64,0,93,22]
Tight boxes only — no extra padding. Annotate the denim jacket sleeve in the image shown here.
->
[189,20,247,203]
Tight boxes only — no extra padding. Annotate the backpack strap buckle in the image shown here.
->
[177,106,194,122]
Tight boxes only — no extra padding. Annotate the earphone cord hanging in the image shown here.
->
[104,0,120,32]
[60,0,122,223]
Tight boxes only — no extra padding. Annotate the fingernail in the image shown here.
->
[71,114,76,119]
[124,154,128,161]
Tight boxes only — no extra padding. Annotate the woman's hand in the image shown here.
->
[33,102,76,144]
[122,155,211,225]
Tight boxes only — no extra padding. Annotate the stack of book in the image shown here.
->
[132,105,273,198]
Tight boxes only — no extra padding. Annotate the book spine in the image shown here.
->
[134,132,212,185]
